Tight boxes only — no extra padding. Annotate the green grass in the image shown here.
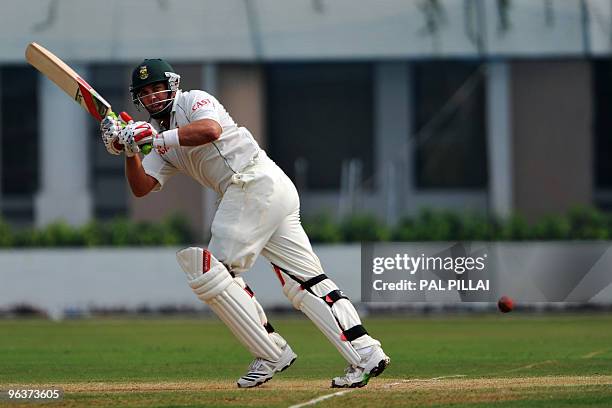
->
[1,314,611,407]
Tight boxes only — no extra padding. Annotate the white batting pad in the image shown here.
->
[280,272,362,365]
[233,276,268,328]
[176,247,282,361]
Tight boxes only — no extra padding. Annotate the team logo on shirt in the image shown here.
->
[192,99,211,111]
[139,66,149,80]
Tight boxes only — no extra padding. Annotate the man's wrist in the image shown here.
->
[163,129,180,148]
[154,129,180,151]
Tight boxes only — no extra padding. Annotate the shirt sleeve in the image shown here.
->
[141,151,178,192]
[187,90,222,125]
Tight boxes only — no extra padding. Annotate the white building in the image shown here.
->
[0,0,610,239]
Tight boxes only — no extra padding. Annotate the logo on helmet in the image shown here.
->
[139,66,149,80]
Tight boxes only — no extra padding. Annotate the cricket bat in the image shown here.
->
[25,42,152,154]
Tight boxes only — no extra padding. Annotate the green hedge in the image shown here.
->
[303,206,612,243]
[0,207,610,247]
[0,214,194,248]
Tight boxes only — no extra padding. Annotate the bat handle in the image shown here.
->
[141,144,153,155]
[119,111,133,124]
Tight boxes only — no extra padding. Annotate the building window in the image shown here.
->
[266,63,374,190]
[593,60,612,193]
[0,66,39,224]
[413,61,487,189]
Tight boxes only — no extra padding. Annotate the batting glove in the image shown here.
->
[118,121,157,157]
[100,115,123,155]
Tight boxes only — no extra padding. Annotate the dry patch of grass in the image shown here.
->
[375,375,612,390]
[5,375,611,393]
[3,376,612,407]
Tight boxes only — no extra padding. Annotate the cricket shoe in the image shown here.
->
[331,345,390,388]
[236,343,297,388]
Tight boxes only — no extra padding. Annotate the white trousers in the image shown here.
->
[208,154,323,279]
[207,154,378,358]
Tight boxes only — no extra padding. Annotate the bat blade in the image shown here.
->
[25,42,112,121]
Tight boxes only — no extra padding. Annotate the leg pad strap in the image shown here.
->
[341,324,368,342]
[324,290,348,306]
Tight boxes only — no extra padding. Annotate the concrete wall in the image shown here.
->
[1,244,611,319]
[0,245,361,318]
[511,60,593,221]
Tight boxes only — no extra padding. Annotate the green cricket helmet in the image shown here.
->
[130,59,181,119]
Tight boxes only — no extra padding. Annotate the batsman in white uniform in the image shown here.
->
[100,59,390,388]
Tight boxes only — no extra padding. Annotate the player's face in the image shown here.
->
[138,82,171,113]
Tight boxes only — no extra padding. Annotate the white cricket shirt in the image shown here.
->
[142,90,262,195]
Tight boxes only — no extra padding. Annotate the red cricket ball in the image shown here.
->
[497,295,514,313]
